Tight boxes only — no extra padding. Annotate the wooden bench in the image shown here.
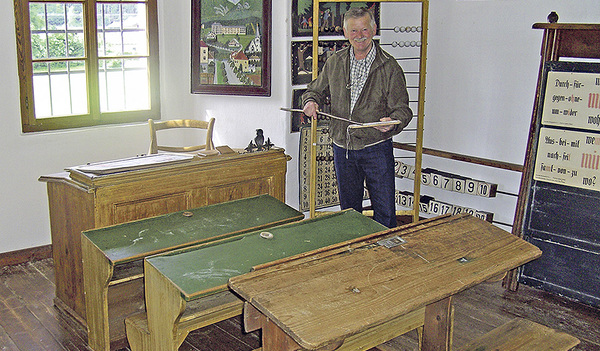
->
[81,194,303,351]
[125,210,392,351]
[458,317,580,351]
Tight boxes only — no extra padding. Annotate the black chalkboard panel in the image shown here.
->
[520,61,600,308]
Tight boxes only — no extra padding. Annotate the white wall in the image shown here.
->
[0,0,598,254]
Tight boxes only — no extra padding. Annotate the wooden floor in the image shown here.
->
[1,258,599,351]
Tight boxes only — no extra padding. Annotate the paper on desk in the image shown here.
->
[69,153,194,175]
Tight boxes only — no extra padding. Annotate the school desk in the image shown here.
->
[229,214,542,351]
[139,210,389,351]
[81,194,302,350]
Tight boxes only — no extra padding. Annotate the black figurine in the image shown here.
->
[254,129,264,149]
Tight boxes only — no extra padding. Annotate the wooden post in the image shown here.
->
[422,297,453,351]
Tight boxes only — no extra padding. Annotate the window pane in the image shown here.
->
[68,32,85,57]
[33,60,88,118]
[31,32,48,59]
[123,30,147,55]
[99,58,149,112]
[66,4,84,30]
[45,3,66,31]
[47,32,67,57]
[29,3,47,31]
[103,31,123,56]
[122,3,146,30]
[32,68,51,117]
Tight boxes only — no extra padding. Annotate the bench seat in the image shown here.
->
[126,290,243,351]
[458,317,580,351]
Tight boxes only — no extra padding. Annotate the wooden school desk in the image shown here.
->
[81,194,303,350]
[229,214,542,351]
[38,148,289,327]
[138,210,390,351]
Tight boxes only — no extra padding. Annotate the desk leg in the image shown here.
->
[244,303,299,351]
[82,236,113,351]
[244,303,342,351]
[145,260,186,351]
[422,297,453,351]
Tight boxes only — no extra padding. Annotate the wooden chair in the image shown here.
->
[148,118,215,154]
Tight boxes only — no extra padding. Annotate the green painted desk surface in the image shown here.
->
[82,194,304,265]
[145,210,387,301]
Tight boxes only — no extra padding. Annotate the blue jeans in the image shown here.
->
[333,139,397,228]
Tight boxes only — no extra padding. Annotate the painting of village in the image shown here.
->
[192,0,267,93]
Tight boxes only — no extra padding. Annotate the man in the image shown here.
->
[302,7,413,228]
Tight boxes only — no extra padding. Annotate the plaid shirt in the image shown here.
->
[349,44,376,113]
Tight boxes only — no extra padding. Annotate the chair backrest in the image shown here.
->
[148,118,215,154]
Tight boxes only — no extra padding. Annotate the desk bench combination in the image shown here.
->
[40,148,290,332]
[79,191,578,351]
[228,214,549,351]
[81,194,303,350]
[129,210,389,351]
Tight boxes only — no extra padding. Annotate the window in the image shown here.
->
[14,0,160,132]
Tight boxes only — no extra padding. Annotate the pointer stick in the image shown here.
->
[280,107,402,129]
[280,107,357,124]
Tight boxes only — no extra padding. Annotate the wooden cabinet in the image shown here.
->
[39,149,289,326]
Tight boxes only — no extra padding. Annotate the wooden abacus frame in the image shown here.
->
[308,0,429,222]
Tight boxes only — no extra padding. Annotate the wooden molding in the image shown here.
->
[0,244,52,268]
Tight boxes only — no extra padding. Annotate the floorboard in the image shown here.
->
[0,258,598,351]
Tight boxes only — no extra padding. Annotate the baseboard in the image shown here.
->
[0,244,52,267]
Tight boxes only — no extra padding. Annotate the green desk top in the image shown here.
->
[82,195,304,264]
[145,210,387,301]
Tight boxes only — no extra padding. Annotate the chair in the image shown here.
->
[148,118,215,154]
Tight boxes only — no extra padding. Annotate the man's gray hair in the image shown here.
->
[343,7,376,30]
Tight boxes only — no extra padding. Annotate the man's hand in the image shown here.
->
[303,101,319,121]
[374,117,394,132]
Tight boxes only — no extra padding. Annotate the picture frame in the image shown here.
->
[291,39,350,85]
[290,88,332,133]
[291,39,378,86]
[191,0,271,96]
[291,1,380,38]
[291,88,307,133]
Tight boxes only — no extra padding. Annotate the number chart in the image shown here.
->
[298,124,339,211]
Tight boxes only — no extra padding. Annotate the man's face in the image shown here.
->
[343,15,376,57]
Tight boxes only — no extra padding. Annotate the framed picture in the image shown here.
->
[292,1,380,37]
[291,39,379,86]
[291,40,350,85]
[290,88,332,133]
[291,89,307,133]
[191,0,271,96]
